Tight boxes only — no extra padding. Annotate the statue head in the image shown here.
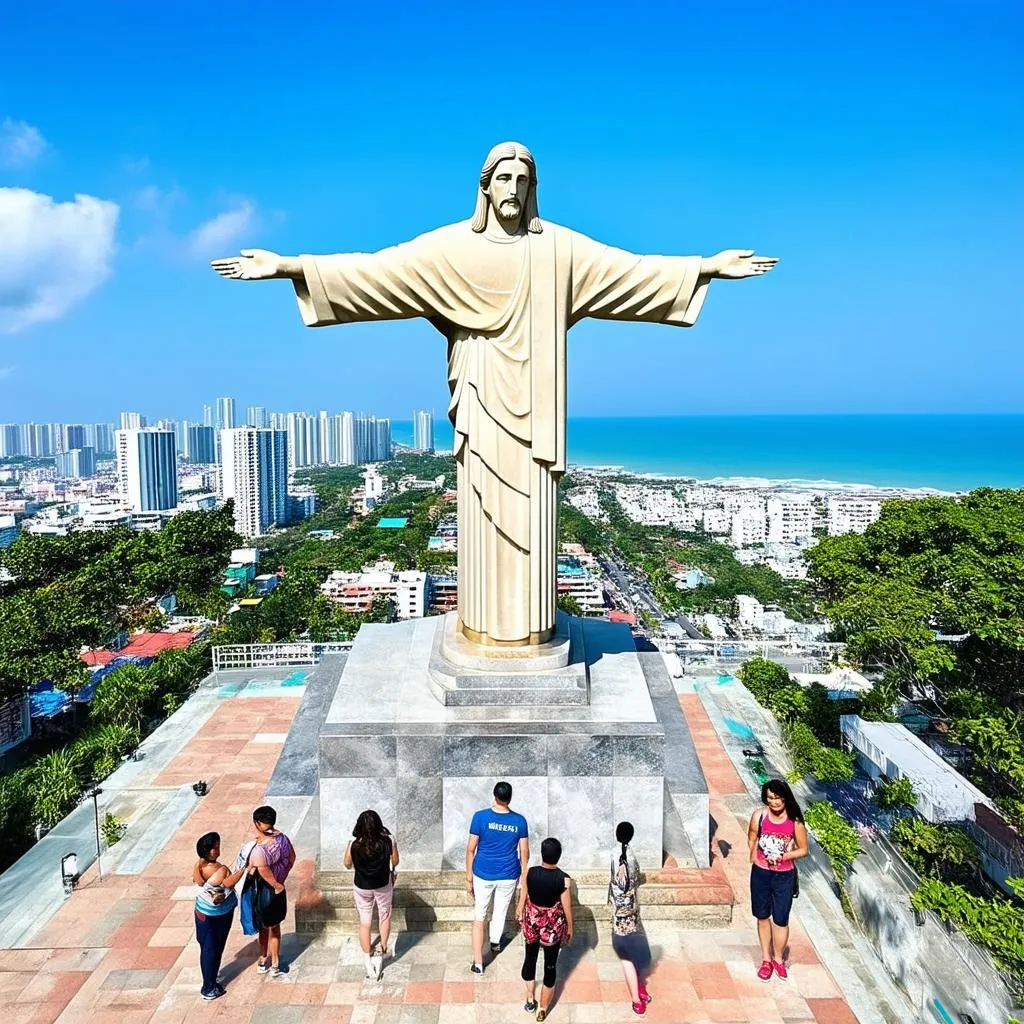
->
[471,141,542,234]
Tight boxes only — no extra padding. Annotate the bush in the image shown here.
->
[876,776,917,810]
[30,749,84,829]
[890,818,979,882]
[911,877,1024,989]
[805,800,863,917]
[91,665,158,731]
[101,812,126,847]
[0,771,34,854]
[783,721,855,783]
[70,723,139,783]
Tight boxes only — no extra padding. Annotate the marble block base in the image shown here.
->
[429,611,588,706]
[317,616,667,871]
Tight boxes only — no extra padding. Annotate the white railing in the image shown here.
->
[212,642,352,671]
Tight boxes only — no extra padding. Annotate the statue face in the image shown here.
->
[486,157,531,228]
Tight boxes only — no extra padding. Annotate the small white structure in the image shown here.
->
[794,668,873,700]
[840,715,994,823]
[735,595,764,631]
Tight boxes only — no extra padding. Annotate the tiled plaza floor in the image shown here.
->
[0,691,863,1023]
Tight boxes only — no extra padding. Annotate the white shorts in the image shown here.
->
[472,875,517,923]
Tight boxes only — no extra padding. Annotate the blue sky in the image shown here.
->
[1,1,1022,423]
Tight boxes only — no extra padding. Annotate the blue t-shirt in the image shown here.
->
[470,807,529,881]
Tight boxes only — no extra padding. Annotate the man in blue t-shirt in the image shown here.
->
[465,780,529,974]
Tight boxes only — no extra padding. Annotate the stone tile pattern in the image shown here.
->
[0,684,861,1022]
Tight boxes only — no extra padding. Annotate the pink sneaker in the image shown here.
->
[772,959,788,981]
[638,984,652,1004]
[631,1001,647,1016]
[757,960,774,982]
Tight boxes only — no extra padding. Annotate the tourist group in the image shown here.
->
[190,778,807,1018]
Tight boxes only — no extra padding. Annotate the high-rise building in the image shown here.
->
[354,415,392,464]
[332,412,355,465]
[413,410,434,452]
[117,428,178,511]
[65,424,87,452]
[0,424,20,458]
[285,412,321,469]
[215,397,237,431]
[87,423,115,453]
[247,405,269,428]
[19,423,51,457]
[55,447,96,479]
[221,428,289,538]
[120,411,146,430]
[202,404,214,427]
[187,424,217,464]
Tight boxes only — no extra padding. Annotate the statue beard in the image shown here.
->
[495,198,522,229]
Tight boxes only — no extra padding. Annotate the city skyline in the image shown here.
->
[1,3,1022,421]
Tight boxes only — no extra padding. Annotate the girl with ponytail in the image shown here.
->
[608,822,653,1015]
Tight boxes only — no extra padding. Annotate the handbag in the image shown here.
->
[757,814,799,900]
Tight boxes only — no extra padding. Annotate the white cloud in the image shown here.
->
[1,119,48,168]
[188,201,256,257]
[0,188,119,333]
[135,184,186,216]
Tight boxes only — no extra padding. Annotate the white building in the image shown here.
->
[321,561,427,619]
[117,429,178,511]
[413,410,435,452]
[766,495,815,544]
[221,428,289,538]
[827,496,882,535]
[215,397,236,431]
[731,508,767,547]
[735,595,764,631]
[54,447,97,479]
[119,411,146,430]
[247,406,269,428]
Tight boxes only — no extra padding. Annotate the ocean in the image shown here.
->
[390,415,1024,492]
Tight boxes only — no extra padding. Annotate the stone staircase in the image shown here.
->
[295,868,734,936]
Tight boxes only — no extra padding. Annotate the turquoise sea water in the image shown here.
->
[392,415,1024,491]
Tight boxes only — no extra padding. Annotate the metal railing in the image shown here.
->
[212,642,352,671]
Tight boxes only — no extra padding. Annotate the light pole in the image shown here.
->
[86,786,103,881]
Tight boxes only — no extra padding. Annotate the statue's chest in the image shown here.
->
[458,240,527,295]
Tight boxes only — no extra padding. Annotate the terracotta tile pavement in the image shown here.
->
[0,689,867,1022]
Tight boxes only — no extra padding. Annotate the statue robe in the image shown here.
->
[292,220,709,645]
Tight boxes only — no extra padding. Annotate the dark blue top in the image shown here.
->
[469,807,529,881]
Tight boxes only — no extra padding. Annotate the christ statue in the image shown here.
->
[212,142,777,648]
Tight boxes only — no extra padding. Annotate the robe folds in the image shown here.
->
[292,220,709,645]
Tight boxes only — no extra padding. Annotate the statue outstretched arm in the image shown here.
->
[569,231,777,328]
[211,249,301,280]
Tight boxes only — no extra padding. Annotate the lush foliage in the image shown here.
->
[738,658,855,782]
[911,877,1024,987]
[29,749,84,829]
[806,489,1024,695]
[891,818,980,883]
[101,812,126,847]
[875,775,917,810]
[805,800,863,916]
[0,506,238,702]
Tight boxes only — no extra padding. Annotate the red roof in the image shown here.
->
[81,632,196,664]
[608,610,637,625]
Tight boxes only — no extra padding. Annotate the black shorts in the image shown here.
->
[750,865,795,926]
[259,889,287,928]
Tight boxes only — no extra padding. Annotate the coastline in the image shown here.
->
[393,414,1024,493]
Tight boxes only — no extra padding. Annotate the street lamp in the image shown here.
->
[86,786,103,881]
[61,853,78,895]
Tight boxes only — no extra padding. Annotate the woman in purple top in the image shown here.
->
[249,805,296,978]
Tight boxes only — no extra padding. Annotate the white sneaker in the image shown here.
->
[364,953,376,979]
[370,954,383,981]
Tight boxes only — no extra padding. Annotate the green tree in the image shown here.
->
[30,750,83,828]
[91,665,158,732]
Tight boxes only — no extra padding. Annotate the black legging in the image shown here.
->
[522,941,561,988]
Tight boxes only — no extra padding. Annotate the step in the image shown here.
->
[295,869,733,935]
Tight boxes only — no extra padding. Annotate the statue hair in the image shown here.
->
[471,141,542,234]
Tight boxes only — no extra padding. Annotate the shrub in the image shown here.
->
[911,877,1024,989]
[876,776,917,810]
[101,812,126,847]
[30,749,84,829]
[784,721,855,783]
[890,818,979,882]
[0,771,35,853]
[91,665,158,731]
[70,723,139,783]
[805,800,863,918]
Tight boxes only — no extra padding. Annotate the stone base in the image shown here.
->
[429,611,588,706]
[318,616,667,871]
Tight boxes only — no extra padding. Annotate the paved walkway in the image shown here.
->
[0,680,872,1023]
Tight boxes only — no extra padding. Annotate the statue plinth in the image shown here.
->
[429,611,588,706]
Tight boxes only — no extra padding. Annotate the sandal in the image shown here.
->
[536,1011,547,1023]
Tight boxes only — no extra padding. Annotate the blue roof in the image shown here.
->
[377,517,409,529]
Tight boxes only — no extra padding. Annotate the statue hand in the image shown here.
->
[704,249,778,279]
[210,248,284,280]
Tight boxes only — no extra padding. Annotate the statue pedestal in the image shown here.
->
[317,615,672,871]
[429,611,588,706]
